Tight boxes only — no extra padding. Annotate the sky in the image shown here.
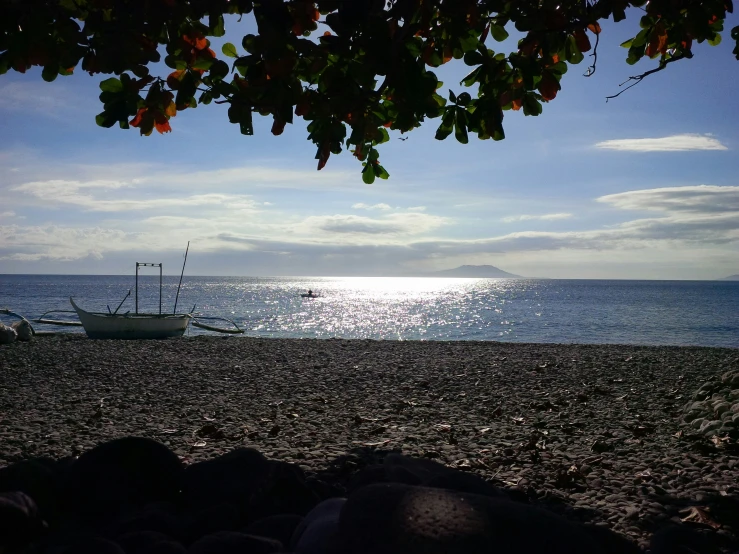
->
[1,10,738,279]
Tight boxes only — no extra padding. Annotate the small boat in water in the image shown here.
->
[300,293,321,298]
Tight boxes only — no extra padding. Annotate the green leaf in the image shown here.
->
[454,108,468,144]
[99,77,123,92]
[192,57,214,70]
[222,42,238,58]
[522,94,542,116]
[613,7,627,22]
[565,36,585,64]
[200,90,214,105]
[362,164,376,184]
[490,25,509,42]
[210,14,226,37]
[457,92,471,106]
[449,90,457,103]
[368,149,379,163]
[210,59,230,79]
[42,65,58,82]
[620,39,633,49]
[708,33,722,46]
[374,164,390,180]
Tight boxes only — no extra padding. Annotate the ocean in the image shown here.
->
[1,275,738,348]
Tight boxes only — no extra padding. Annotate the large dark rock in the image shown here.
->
[116,530,174,554]
[181,449,270,513]
[140,541,187,554]
[187,531,283,554]
[649,525,723,554]
[61,537,127,554]
[0,457,59,521]
[251,461,320,520]
[61,437,183,522]
[110,503,184,542]
[338,483,616,554]
[291,498,345,554]
[243,514,303,546]
[183,503,242,543]
[0,491,46,551]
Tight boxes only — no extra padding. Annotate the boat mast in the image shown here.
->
[173,241,190,315]
[135,262,163,315]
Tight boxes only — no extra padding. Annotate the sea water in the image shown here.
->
[1,275,738,347]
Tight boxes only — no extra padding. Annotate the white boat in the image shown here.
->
[70,297,191,340]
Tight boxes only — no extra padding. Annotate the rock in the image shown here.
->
[188,531,283,554]
[0,491,46,551]
[0,457,59,523]
[140,541,187,554]
[649,525,723,554]
[338,483,613,554]
[181,448,269,514]
[116,531,173,554]
[11,319,33,341]
[699,420,722,436]
[291,498,345,553]
[251,461,320,520]
[184,503,242,542]
[0,322,17,344]
[61,537,126,554]
[244,514,303,547]
[111,503,185,541]
[61,437,183,522]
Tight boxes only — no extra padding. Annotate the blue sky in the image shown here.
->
[1,11,738,279]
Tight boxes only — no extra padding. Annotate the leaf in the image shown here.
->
[271,116,286,135]
[490,25,509,42]
[708,33,722,46]
[222,42,238,58]
[41,65,58,82]
[454,108,468,144]
[680,506,721,529]
[574,30,591,52]
[362,164,375,184]
[587,23,602,34]
[100,77,123,92]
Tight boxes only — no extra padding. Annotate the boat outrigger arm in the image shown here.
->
[0,308,37,335]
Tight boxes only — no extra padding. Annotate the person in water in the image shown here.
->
[308,289,313,296]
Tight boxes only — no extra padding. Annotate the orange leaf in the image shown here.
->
[130,107,147,127]
[317,143,330,171]
[153,111,171,134]
[442,45,453,63]
[164,101,177,117]
[519,36,539,56]
[295,96,311,116]
[551,53,560,64]
[512,97,523,111]
[538,72,560,101]
[587,22,602,34]
[323,31,331,36]
[645,24,668,58]
[574,30,591,52]
[183,33,208,51]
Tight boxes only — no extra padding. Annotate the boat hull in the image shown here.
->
[70,298,191,340]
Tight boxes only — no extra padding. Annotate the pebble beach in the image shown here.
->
[1,335,739,552]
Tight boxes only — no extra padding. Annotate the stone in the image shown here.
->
[184,503,242,542]
[111,503,185,541]
[61,437,183,522]
[0,322,16,344]
[0,491,45,551]
[649,525,723,554]
[181,448,270,514]
[188,531,283,554]
[61,537,126,554]
[0,457,59,523]
[140,541,187,554]
[699,420,722,435]
[244,514,303,547]
[11,319,33,341]
[338,483,613,554]
[291,498,345,552]
[116,531,173,554]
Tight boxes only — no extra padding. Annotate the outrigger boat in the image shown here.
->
[4,243,245,339]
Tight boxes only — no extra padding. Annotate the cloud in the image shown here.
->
[0,82,83,119]
[407,206,427,212]
[302,212,449,239]
[598,185,739,214]
[594,134,728,152]
[502,213,573,222]
[12,180,259,213]
[352,203,392,211]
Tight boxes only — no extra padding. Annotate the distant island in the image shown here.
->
[427,265,522,278]
[720,274,739,281]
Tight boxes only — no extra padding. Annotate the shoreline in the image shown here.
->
[2,335,738,549]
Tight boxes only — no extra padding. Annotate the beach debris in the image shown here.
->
[0,322,17,344]
[680,506,721,529]
[196,424,225,440]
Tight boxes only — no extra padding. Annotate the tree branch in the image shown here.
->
[605,54,686,101]
[584,31,599,77]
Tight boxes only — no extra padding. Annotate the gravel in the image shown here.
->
[1,335,738,551]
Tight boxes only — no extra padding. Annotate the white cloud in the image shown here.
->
[301,212,449,240]
[598,185,739,213]
[407,206,427,212]
[595,134,728,152]
[502,213,573,222]
[0,211,16,218]
[352,203,392,211]
[0,82,83,119]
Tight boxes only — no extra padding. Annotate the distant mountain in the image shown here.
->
[428,265,522,278]
[720,274,739,281]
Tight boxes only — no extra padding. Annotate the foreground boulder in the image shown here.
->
[0,491,46,551]
[61,437,183,522]
[337,483,636,554]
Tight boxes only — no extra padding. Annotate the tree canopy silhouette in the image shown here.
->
[1,0,736,182]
